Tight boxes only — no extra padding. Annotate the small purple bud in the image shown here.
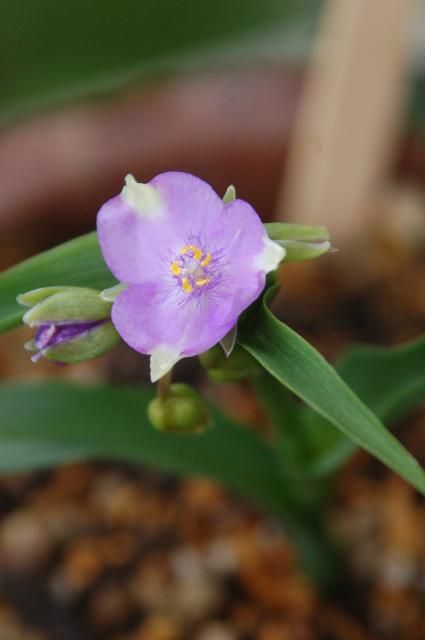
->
[19,287,120,363]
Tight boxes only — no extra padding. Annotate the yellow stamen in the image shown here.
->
[170,261,182,276]
[179,245,190,255]
[190,245,202,261]
[181,277,193,293]
[200,252,211,267]
[195,277,210,287]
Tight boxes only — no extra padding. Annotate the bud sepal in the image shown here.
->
[265,223,332,262]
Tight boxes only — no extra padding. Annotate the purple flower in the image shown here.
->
[97,172,285,381]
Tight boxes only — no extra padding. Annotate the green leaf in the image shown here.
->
[238,289,425,496]
[2,1,424,135]
[0,380,289,515]
[338,337,425,421]
[252,372,328,509]
[0,232,115,333]
[253,372,307,467]
[0,1,318,123]
[305,336,425,474]
[0,379,340,587]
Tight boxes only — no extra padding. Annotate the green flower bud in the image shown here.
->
[18,286,120,363]
[148,383,210,433]
[265,223,332,262]
[199,344,260,382]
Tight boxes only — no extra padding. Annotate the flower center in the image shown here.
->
[170,244,212,294]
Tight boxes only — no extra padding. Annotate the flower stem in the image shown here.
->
[157,370,173,401]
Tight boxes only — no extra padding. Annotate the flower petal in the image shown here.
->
[150,345,181,382]
[111,282,237,371]
[151,172,223,238]
[204,198,279,322]
[121,174,163,218]
[97,172,224,285]
[214,198,285,272]
[254,236,286,273]
[97,193,172,284]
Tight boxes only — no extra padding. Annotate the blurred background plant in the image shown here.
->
[0,0,425,638]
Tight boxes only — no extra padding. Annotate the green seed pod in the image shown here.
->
[148,383,210,433]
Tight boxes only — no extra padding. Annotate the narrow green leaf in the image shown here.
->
[0,1,318,123]
[0,380,340,587]
[305,336,425,474]
[239,289,425,496]
[338,337,425,421]
[252,372,327,508]
[0,232,115,333]
[0,381,286,515]
[253,373,307,466]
